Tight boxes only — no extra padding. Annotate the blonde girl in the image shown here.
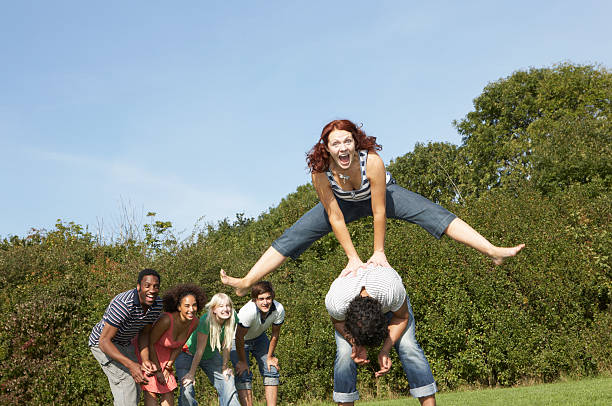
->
[175,293,240,406]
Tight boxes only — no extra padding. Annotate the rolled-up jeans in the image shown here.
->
[175,351,240,406]
[230,333,280,390]
[272,183,456,259]
[333,297,437,403]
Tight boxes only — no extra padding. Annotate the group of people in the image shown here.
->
[90,119,524,406]
[89,269,284,406]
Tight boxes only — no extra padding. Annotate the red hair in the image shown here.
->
[306,119,382,173]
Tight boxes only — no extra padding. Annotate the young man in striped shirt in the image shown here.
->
[325,265,437,406]
[89,268,164,406]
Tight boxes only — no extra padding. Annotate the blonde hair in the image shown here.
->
[205,293,236,352]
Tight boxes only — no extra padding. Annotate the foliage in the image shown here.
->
[453,63,612,197]
[0,62,610,404]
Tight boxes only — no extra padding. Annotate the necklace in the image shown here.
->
[338,173,350,184]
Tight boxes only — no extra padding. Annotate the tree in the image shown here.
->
[388,142,461,205]
[453,63,612,197]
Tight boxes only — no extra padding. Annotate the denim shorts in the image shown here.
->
[333,296,437,403]
[272,183,457,259]
[230,333,280,390]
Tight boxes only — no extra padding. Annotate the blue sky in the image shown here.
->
[2,1,611,240]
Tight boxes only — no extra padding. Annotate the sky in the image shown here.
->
[1,1,611,240]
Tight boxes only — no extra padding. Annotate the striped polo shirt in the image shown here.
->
[325,150,393,202]
[325,265,406,321]
[88,288,163,347]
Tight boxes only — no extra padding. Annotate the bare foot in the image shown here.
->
[490,244,525,265]
[220,269,250,296]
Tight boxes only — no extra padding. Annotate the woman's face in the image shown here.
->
[326,129,356,170]
[178,294,198,321]
[212,300,232,321]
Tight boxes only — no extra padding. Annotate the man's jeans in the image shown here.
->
[90,344,140,406]
[175,351,240,406]
[333,298,437,403]
[230,333,280,390]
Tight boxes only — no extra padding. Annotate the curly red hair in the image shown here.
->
[306,119,382,173]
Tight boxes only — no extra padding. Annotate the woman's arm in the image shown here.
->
[182,331,208,385]
[312,172,363,272]
[148,314,171,384]
[365,152,390,267]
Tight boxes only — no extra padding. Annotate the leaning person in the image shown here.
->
[326,264,437,406]
[176,293,241,406]
[89,268,163,406]
[139,284,206,406]
[231,281,284,406]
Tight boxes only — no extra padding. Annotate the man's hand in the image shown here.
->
[129,361,149,384]
[350,344,369,365]
[266,356,279,372]
[375,350,392,377]
[340,257,365,277]
[366,251,390,268]
[234,360,250,377]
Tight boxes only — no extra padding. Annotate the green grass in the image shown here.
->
[272,376,612,406]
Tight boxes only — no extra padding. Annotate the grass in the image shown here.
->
[265,376,612,405]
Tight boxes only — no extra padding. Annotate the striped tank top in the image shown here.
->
[325,150,394,202]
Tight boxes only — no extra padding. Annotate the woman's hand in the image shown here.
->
[222,366,234,381]
[181,372,195,387]
[340,257,365,277]
[366,251,390,268]
[155,369,167,385]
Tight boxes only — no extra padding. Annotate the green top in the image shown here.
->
[184,311,238,360]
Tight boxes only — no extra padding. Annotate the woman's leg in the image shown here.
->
[221,202,334,296]
[160,392,174,406]
[143,390,158,406]
[221,247,287,296]
[386,184,523,264]
[444,218,524,264]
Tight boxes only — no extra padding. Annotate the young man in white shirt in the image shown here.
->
[231,281,284,406]
[326,265,437,406]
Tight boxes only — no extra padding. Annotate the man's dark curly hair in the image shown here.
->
[345,296,388,347]
[162,284,208,313]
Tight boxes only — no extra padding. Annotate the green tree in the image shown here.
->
[388,142,461,206]
[454,63,612,196]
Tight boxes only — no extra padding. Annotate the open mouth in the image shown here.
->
[338,153,350,166]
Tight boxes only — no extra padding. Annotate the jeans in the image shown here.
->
[90,344,141,406]
[272,183,456,259]
[333,297,437,403]
[175,351,240,406]
[230,333,280,390]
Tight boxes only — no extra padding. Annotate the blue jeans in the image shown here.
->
[333,297,437,403]
[230,333,280,390]
[175,351,240,406]
[272,183,456,259]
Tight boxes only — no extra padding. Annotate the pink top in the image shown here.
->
[139,312,198,394]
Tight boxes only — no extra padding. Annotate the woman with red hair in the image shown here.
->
[222,119,524,295]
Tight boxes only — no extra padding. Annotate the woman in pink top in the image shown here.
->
[139,284,207,406]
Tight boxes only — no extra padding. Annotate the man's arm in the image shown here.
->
[266,324,281,371]
[234,325,250,376]
[376,301,410,377]
[330,317,369,365]
[99,323,149,384]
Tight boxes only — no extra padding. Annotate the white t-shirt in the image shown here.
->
[325,265,406,321]
[237,299,285,340]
